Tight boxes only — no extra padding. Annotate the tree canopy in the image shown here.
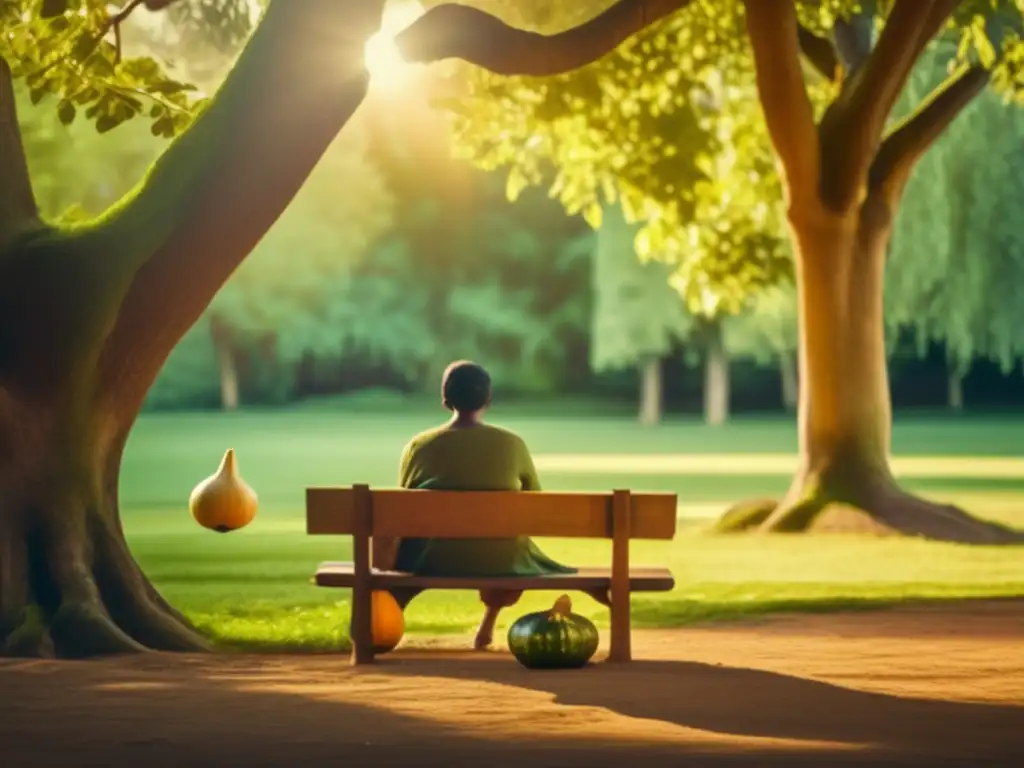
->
[1,0,255,135]
[423,0,1024,312]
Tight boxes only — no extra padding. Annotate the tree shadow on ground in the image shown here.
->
[0,653,858,768]
[381,651,1023,762]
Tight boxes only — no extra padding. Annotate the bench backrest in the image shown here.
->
[306,487,677,540]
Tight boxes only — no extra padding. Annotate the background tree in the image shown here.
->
[591,203,692,426]
[887,39,1024,411]
[726,282,800,411]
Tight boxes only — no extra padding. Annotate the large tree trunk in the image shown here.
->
[780,351,798,411]
[638,356,662,426]
[0,0,385,658]
[703,320,729,427]
[723,199,1020,543]
[0,395,206,657]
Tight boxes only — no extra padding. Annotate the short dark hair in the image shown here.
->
[441,360,492,412]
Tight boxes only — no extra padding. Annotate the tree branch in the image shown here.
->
[0,56,41,249]
[93,0,386,419]
[396,0,691,76]
[797,24,840,83]
[820,0,958,212]
[869,64,990,204]
[742,0,819,201]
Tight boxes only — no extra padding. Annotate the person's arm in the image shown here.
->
[518,438,542,491]
[398,441,416,489]
[375,440,416,571]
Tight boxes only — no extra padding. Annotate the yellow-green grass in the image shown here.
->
[121,407,1024,652]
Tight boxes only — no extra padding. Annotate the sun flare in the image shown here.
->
[363,1,425,88]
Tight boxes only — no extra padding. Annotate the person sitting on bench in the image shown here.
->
[376,359,576,650]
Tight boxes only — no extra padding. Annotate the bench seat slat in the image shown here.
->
[314,562,674,592]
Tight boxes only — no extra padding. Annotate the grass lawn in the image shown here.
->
[121,404,1024,651]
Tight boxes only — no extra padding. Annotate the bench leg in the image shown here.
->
[608,489,632,663]
[607,591,632,663]
[350,581,375,666]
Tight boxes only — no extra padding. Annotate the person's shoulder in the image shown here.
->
[480,423,529,448]
[402,425,448,453]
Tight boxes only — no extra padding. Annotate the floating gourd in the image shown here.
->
[507,594,599,670]
[368,590,405,653]
[189,448,258,533]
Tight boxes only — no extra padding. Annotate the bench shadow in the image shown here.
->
[380,651,1024,761]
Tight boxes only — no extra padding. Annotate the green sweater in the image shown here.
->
[393,422,576,577]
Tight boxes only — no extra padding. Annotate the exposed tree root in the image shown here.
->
[716,479,1024,545]
[1,502,210,658]
[713,498,778,533]
[93,519,211,653]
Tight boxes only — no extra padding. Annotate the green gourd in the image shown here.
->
[507,595,599,669]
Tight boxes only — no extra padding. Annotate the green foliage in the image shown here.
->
[725,281,799,365]
[209,116,395,372]
[1,0,256,135]
[888,41,1024,375]
[145,317,222,410]
[20,87,163,218]
[335,180,595,394]
[590,202,692,372]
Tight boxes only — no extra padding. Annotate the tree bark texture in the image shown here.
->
[638,356,663,426]
[723,0,1022,544]
[703,320,729,427]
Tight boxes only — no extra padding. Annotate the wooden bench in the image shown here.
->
[307,485,677,665]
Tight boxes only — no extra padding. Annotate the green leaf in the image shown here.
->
[582,202,603,230]
[505,167,528,202]
[56,98,76,125]
[95,114,119,133]
[151,116,174,137]
[40,0,68,19]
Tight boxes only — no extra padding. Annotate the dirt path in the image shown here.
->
[2,601,1021,767]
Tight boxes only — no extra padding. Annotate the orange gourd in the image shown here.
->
[370,590,405,653]
[189,448,258,533]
